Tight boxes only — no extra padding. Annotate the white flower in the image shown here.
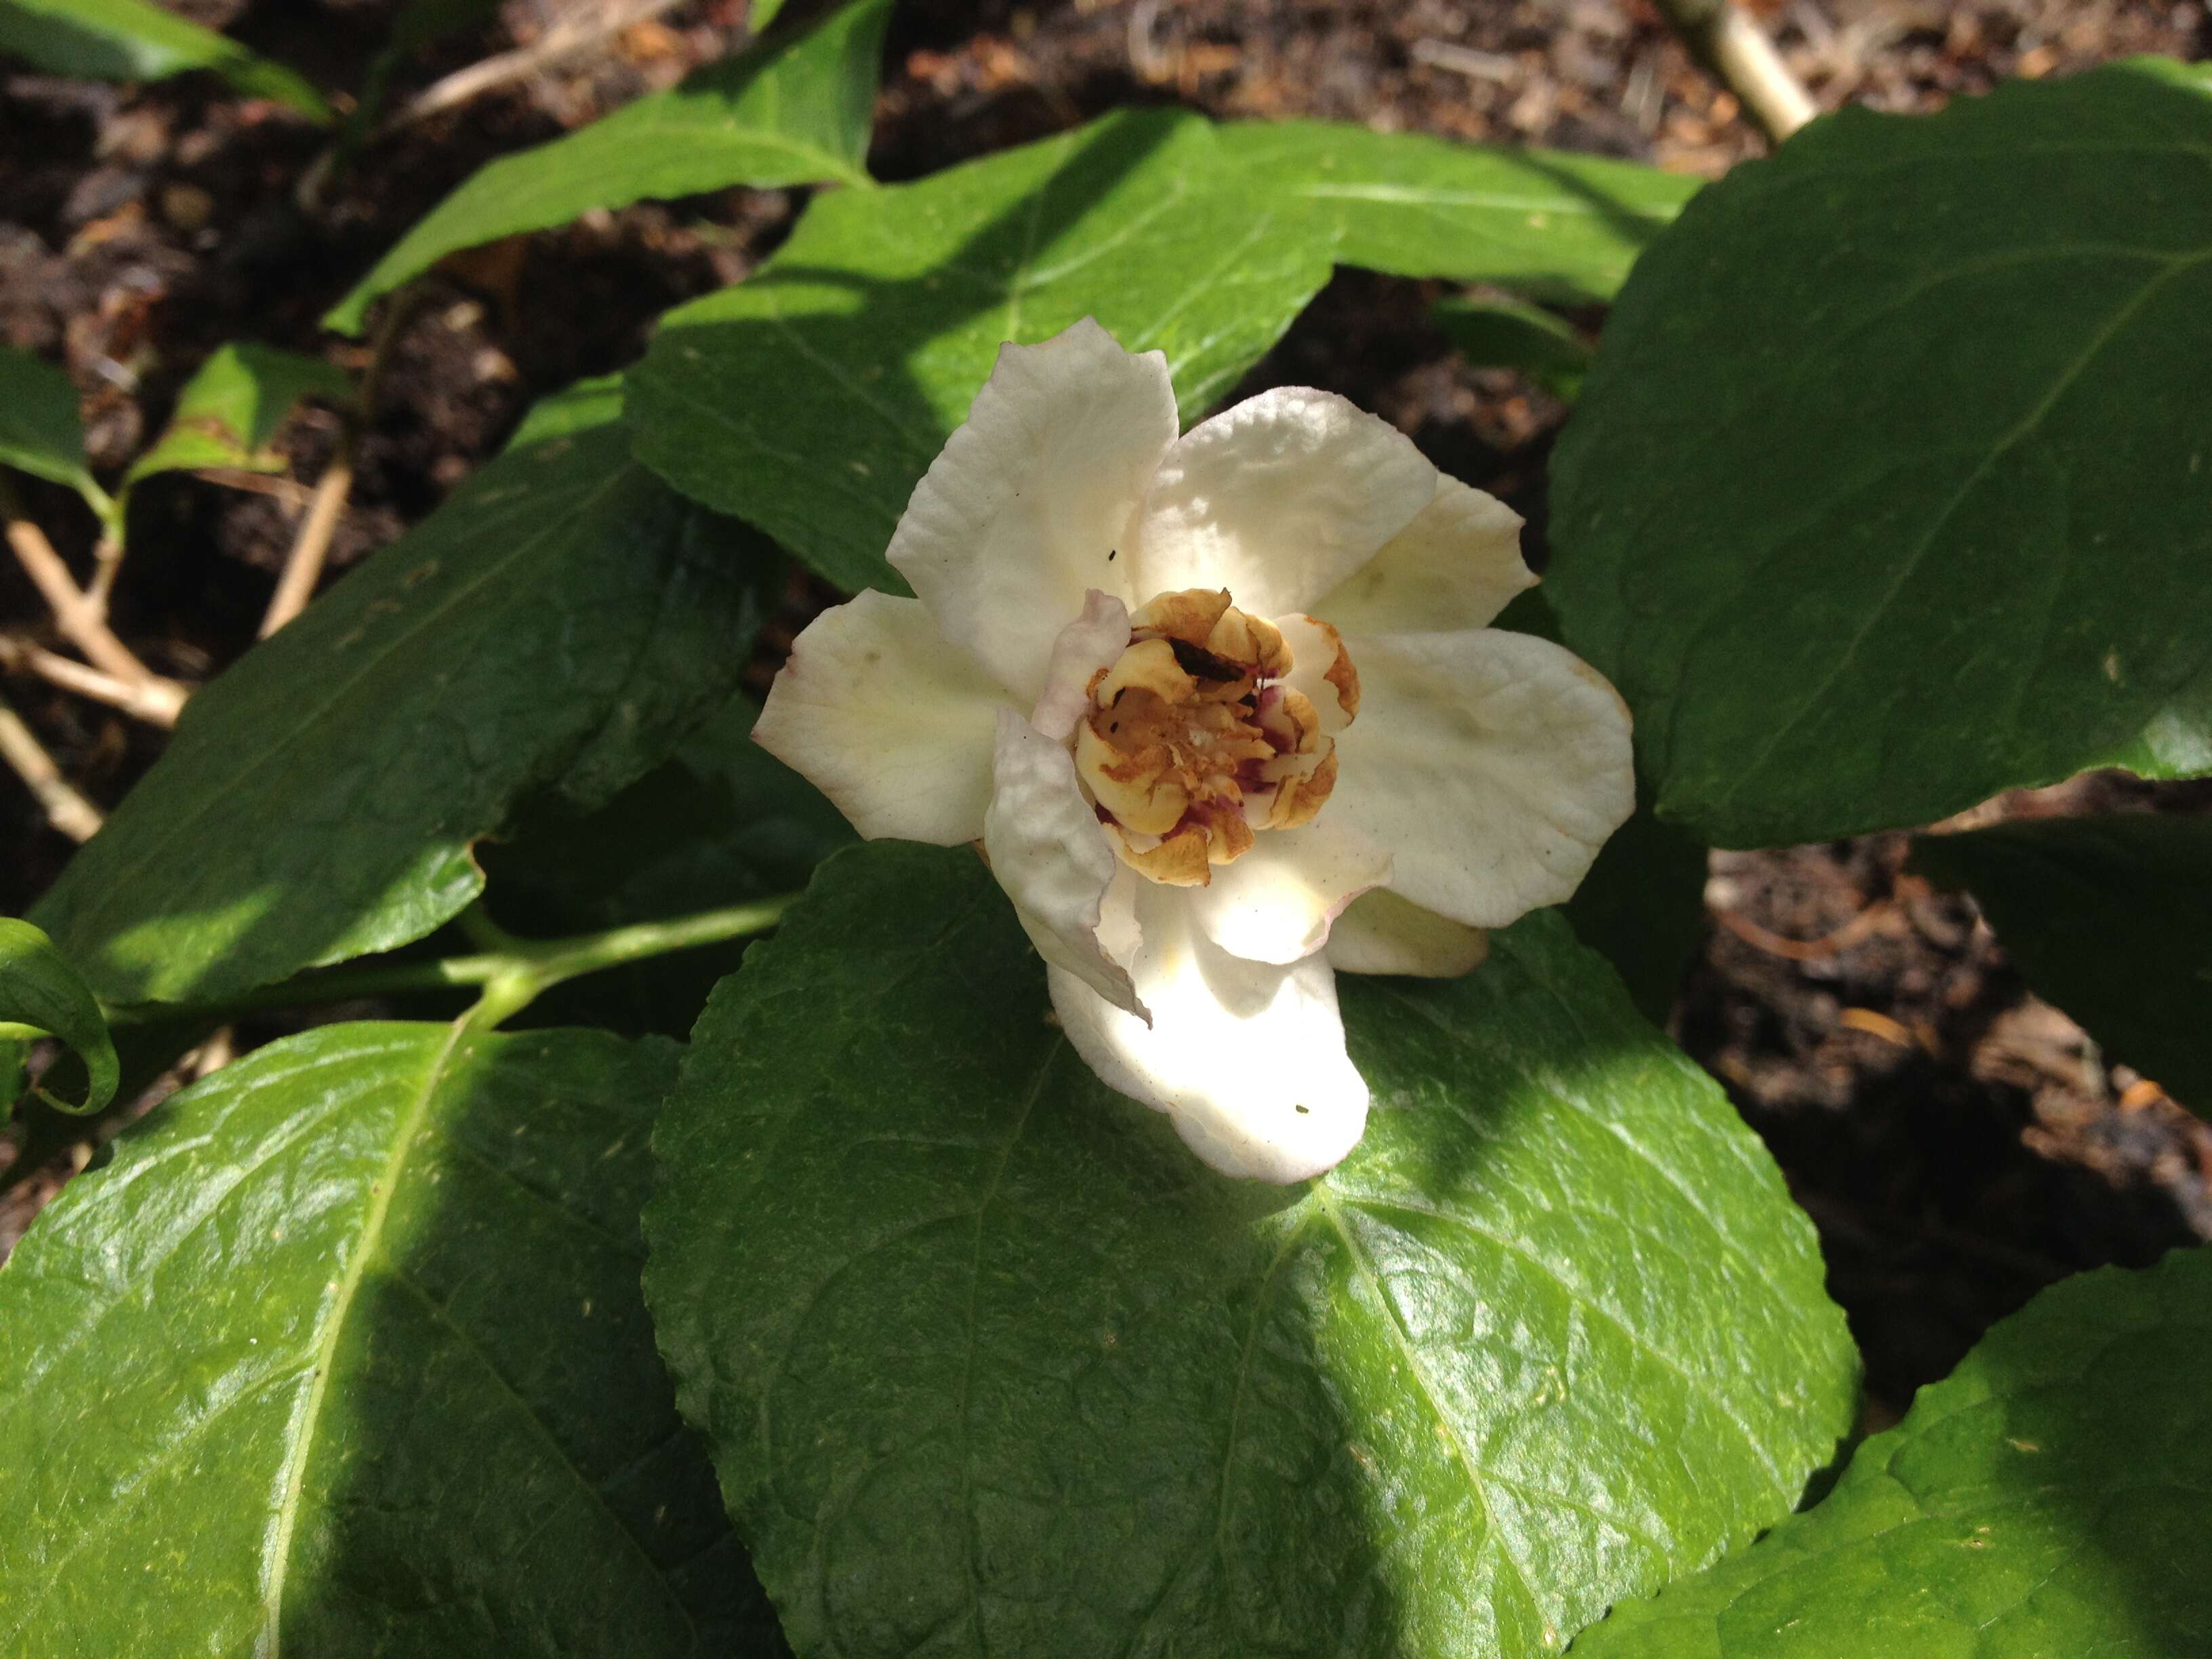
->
[756,319,1633,1183]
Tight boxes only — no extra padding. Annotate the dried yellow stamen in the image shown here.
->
[1075,588,1352,885]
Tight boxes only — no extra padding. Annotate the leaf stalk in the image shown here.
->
[102,895,799,1031]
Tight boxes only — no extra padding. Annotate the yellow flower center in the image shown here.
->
[1074,588,1356,886]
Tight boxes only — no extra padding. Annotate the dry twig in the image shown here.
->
[375,0,689,138]
[259,287,420,638]
[1,481,188,722]
[0,693,102,842]
[259,445,355,638]
[1714,899,1891,962]
[1650,0,1817,143]
[0,636,182,728]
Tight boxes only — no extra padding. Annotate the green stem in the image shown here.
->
[104,895,799,1031]
[73,471,121,539]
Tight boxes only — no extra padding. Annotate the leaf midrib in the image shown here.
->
[256,1019,468,1652]
[1311,1185,1549,1635]
[1708,247,2212,814]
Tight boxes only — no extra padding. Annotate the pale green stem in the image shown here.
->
[74,473,122,541]
[104,895,799,1032]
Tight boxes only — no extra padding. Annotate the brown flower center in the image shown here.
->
[1073,588,1354,886]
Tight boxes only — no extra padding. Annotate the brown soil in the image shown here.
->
[4,0,2209,1413]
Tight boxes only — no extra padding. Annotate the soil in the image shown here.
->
[3,0,2209,1416]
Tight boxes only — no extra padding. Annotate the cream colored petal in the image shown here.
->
[754,590,1006,844]
[1325,888,1489,977]
[1314,474,1536,636]
[1049,884,1368,1183]
[887,319,1174,703]
[1330,628,1635,928]
[1185,821,1392,966]
[1128,387,1435,619]
[1028,590,1130,743]
[985,710,1143,1018]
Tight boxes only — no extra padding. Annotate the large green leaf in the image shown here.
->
[324,0,892,335]
[31,384,774,1005]
[629,109,1695,596]
[1572,1246,2212,1656]
[0,1021,773,1654]
[0,0,329,121]
[645,842,1857,1658]
[124,342,352,487]
[1910,814,2212,1113]
[0,916,116,1114]
[1547,60,2212,848]
[0,344,93,496]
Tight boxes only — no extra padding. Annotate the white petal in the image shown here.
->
[1128,387,1436,618]
[754,590,1006,844]
[1325,888,1489,977]
[887,319,1174,703]
[984,710,1143,1017]
[1049,884,1369,1183]
[1185,821,1392,966]
[1028,590,1129,742]
[1329,629,1635,928]
[1314,474,1536,636]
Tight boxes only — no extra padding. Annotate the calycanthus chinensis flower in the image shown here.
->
[756,319,1635,1183]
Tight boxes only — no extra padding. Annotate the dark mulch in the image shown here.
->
[3,0,2208,1412]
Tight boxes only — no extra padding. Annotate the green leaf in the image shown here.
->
[1565,803,1709,1027]
[1492,590,1708,1023]
[0,916,116,1114]
[1909,814,2212,1113]
[0,0,331,121]
[323,0,893,335]
[0,1020,775,1654]
[1435,291,1593,399]
[124,342,353,487]
[646,842,1858,1658]
[0,343,93,495]
[1571,1246,2212,1657]
[1547,60,2212,848]
[629,108,1696,596]
[31,384,774,1005]
[480,696,854,1038]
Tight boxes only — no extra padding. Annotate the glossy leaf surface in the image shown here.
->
[0,1021,771,1654]
[325,0,891,333]
[647,842,1858,1658]
[124,342,352,486]
[630,109,1696,596]
[33,387,772,1004]
[1911,813,2212,1114]
[1548,60,2212,846]
[0,0,330,120]
[1573,1247,2212,1657]
[0,916,116,1114]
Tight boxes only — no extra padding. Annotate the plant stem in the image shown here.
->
[0,691,102,842]
[0,634,184,727]
[1,478,188,718]
[102,895,800,1031]
[1651,0,1816,144]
